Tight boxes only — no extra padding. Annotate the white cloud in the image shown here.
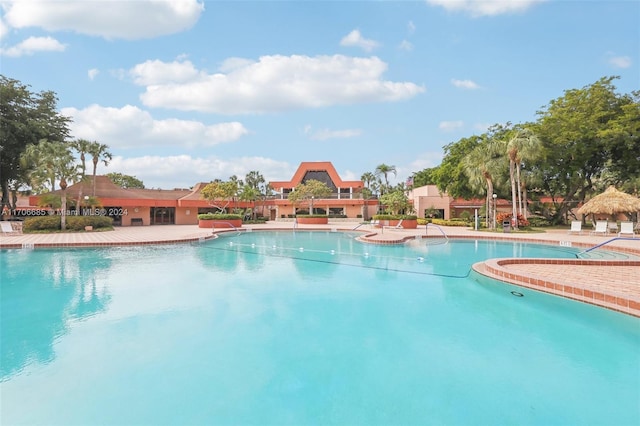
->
[398,40,413,51]
[451,78,481,89]
[439,120,464,131]
[426,0,545,17]
[88,68,99,80]
[0,16,9,39]
[2,0,204,40]
[304,126,362,141]
[130,59,203,85]
[340,30,380,52]
[607,55,632,69]
[218,57,256,73]
[135,55,425,114]
[60,104,249,149]
[105,155,294,189]
[0,35,65,57]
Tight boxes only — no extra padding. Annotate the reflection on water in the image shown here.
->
[0,249,112,380]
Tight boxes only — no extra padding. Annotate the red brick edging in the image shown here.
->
[474,258,640,317]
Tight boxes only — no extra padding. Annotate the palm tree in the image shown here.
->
[361,172,376,189]
[463,140,501,229]
[71,139,92,176]
[374,164,396,194]
[244,171,266,217]
[21,140,71,192]
[507,128,541,223]
[57,162,82,230]
[87,142,112,196]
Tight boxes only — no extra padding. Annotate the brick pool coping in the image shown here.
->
[475,258,640,317]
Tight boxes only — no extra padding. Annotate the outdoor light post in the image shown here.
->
[311,196,314,215]
[492,193,497,230]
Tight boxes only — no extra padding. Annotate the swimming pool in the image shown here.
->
[2,231,639,425]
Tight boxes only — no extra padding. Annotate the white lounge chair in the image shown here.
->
[1,221,19,236]
[568,221,582,234]
[618,221,635,238]
[590,221,608,236]
[607,221,619,234]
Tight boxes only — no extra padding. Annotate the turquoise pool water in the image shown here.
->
[1,231,639,425]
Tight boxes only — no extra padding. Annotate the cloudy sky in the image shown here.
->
[1,0,638,189]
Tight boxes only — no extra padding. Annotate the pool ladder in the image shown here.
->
[576,236,638,258]
[212,221,243,236]
[425,223,449,241]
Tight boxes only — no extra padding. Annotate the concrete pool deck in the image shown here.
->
[1,221,639,316]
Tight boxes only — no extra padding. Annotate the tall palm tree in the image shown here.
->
[71,138,92,177]
[463,140,501,229]
[507,128,541,223]
[57,162,82,231]
[375,164,396,195]
[87,142,112,196]
[245,171,266,217]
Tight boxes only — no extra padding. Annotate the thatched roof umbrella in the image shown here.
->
[577,186,640,218]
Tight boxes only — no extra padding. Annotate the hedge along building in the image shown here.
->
[27,162,378,226]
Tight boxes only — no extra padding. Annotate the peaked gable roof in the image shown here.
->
[269,161,363,189]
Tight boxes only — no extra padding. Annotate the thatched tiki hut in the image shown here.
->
[577,186,640,222]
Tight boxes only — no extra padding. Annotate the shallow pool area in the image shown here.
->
[2,231,639,425]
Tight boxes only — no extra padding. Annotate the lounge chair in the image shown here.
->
[590,221,608,236]
[568,221,582,234]
[618,221,635,238]
[1,221,19,236]
[607,221,619,234]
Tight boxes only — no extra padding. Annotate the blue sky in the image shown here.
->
[1,0,638,189]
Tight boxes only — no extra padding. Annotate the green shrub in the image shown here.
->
[197,213,242,220]
[432,218,470,227]
[243,218,268,224]
[459,211,472,221]
[23,215,113,232]
[373,214,418,220]
[417,218,432,225]
[66,216,113,231]
[24,216,61,231]
[527,216,552,227]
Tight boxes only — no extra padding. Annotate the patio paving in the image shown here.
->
[2,221,639,316]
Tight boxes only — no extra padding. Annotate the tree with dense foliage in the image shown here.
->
[412,167,438,187]
[201,180,239,213]
[534,76,636,223]
[430,136,483,199]
[1,76,71,210]
[379,189,412,215]
[597,89,640,193]
[106,173,145,189]
[287,179,332,214]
